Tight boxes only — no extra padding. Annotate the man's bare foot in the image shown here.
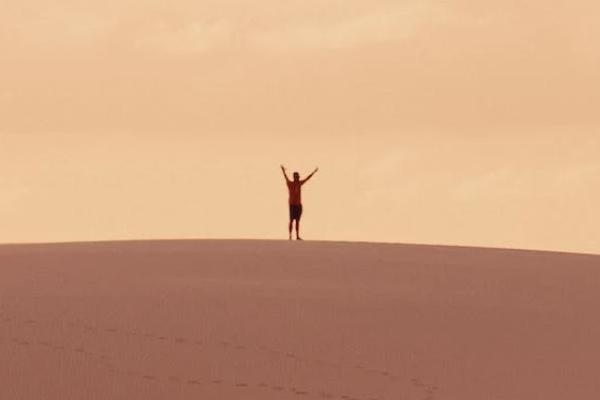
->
[296,237,303,240]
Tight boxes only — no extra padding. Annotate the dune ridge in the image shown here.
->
[1,240,599,399]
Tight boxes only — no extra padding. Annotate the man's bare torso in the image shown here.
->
[287,181,302,205]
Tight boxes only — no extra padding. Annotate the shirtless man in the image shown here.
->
[280,165,318,240]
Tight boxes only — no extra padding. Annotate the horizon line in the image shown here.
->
[0,238,597,258]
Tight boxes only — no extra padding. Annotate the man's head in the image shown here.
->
[293,172,300,182]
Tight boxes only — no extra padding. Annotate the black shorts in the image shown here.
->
[289,204,303,220]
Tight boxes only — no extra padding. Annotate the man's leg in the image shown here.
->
[288,219,293,240]
[295,218,302,240]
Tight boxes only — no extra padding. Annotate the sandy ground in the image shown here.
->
[0,240,599,400]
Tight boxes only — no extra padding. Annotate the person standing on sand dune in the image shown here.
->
[280,165,318,240]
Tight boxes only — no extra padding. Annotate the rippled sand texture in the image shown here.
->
[1,240,599,399]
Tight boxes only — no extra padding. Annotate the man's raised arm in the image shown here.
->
[280,165,291,182]
[301,167,319,184]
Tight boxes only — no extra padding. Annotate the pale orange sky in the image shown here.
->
[1,0,599,253]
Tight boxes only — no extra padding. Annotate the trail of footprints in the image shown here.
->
[0,310,439,400]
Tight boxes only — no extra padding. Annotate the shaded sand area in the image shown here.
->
[1,240,599,399]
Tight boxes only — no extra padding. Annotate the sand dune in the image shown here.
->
[0,240,598,399]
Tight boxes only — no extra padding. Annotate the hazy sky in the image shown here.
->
[1,0,599,253]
